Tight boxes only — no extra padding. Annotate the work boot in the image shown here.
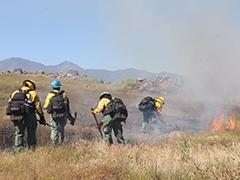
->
[141,122,148,133]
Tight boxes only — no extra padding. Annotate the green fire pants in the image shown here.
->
[14,113,37,153]
[102,115,125,145]
[50,116,67,145]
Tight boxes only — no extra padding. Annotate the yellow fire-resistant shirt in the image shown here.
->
[92,98,110,114]
[44,90,68,110]
[154,98,164,111]
[9,86,44,116]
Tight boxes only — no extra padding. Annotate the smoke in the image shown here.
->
[99,0,177,71]
[99,0,240,105]
[173,1,240,105]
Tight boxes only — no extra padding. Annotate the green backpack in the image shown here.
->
[47,91,69,118]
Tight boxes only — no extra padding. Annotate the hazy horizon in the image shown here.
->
[0,56,165,73]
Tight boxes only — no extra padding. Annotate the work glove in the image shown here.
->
[90,108,95,114]
[39,115,46,125]
[96,121,103,129]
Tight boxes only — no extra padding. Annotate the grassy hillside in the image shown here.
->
[0,73,240,179]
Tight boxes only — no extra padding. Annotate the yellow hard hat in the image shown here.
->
[156,96,165,104]
[23,79,36,90]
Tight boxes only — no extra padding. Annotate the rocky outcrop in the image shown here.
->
[129,73,184,94]
[12,68,23,74]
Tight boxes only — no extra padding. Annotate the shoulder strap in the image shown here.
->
[17,88,22,93]
[50,91,58,95]
[51,90,65,96]
[59,90,65,96]
[25,89,32,94]
[24,89,32,100]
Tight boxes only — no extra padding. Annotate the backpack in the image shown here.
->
[103,98,128,122]
[138,96,155,112]
[47,91,69,118]
[6,89,34,121]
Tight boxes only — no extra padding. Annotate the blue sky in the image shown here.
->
[0,0,240,73]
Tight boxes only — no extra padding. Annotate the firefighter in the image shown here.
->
[44,80,71,145]
[7,80,45,153]
[138,96,165,133]
[91,92,126,145]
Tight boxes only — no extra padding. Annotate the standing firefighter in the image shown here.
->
[44,80,74,145]
[6,80,46,153]
[91,92,128,145]
[138,96,165,133]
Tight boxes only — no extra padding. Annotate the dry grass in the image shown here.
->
[0,131,240,180]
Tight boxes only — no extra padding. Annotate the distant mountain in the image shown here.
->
[0,57,47,71]
[0,57,176,82]
[0,58,83,72]
[47,61,85,73]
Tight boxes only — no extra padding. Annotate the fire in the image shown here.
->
[211,113,225,131]
[226,114,236,130]
[210,113,237,131]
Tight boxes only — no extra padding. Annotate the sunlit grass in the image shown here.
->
[0,132,239,179]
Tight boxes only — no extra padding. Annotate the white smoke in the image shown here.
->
[99,0,240,104]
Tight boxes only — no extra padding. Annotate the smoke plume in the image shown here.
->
[100,0,240,105]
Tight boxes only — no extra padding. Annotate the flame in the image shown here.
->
[226,114,236,130]
[210,113,237,131]
[211,113,225,131]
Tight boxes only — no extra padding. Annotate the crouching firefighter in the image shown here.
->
[44,80,74,145]
[138,96,165,133]
[91,92,128,145]
[6,80,46,153]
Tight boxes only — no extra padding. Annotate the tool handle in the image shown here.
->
[91,112,103,138]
